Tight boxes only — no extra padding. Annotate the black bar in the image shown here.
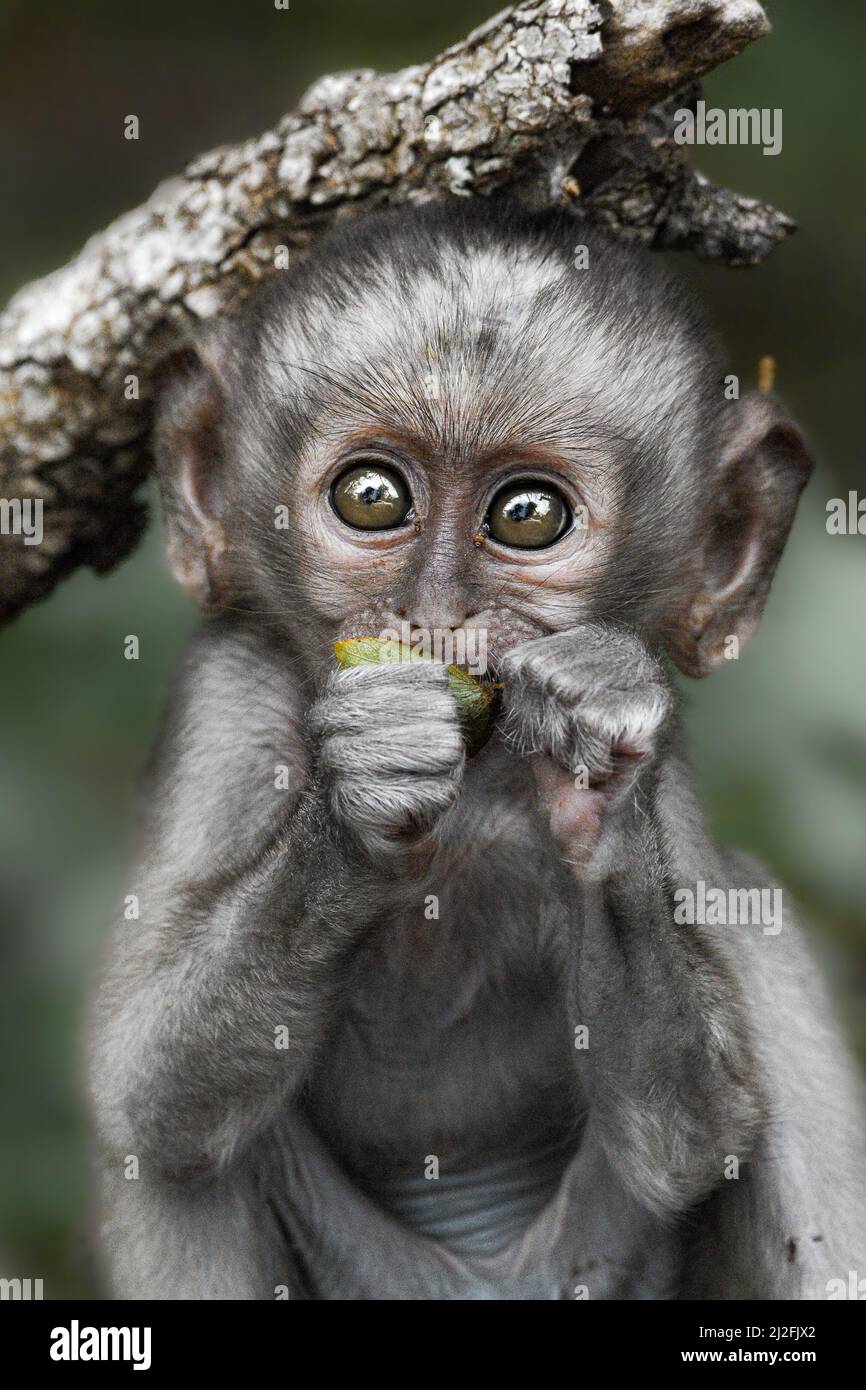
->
[2,1299,861,1374]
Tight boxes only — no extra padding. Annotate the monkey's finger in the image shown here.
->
[320,721,465,778]
[309,661,453,734]
[330,772,462,838]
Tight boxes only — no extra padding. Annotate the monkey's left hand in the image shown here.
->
[500,624,674,876]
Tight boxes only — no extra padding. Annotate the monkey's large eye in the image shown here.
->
[485,481,570,549]
[331,463,412,531]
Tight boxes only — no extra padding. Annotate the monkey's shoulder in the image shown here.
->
[135,617,310,873]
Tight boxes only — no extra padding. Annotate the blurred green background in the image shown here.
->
[0,0,863,1296]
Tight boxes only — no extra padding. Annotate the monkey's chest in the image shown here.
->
[292,884,678,1297]
[302,906,579,1239]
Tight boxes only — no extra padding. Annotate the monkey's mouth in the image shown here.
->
[332,607,547,684]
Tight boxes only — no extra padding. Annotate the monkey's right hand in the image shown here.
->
[309,661,465,859]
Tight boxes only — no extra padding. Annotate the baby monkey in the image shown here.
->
[89,198,866,1299]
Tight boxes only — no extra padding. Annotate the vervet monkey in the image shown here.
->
[89,199,866,1299]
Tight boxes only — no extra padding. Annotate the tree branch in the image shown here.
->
[0,0,787,622]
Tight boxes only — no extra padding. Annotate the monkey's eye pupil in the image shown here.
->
[331,463,412,531]
[486,482,570,549]
[509,501,535,522]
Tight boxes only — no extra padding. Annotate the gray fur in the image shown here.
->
[88,199,866,1300]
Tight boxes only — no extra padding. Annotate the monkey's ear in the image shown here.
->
[667,393,813,678]
[153,340,230,609]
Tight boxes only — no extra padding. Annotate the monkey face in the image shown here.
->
[155,199,811,682]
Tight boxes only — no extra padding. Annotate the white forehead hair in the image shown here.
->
[258,202,719,468]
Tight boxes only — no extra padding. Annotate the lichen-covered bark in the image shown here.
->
[0,0,787,622]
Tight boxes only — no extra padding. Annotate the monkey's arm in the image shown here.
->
[89,619,464,1179]
[679,848,866,1299]
[599,784,866,1297]
[503,625,866,1292]
[502,628,768,1212]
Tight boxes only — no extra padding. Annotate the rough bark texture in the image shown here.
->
[0,0,788,623]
